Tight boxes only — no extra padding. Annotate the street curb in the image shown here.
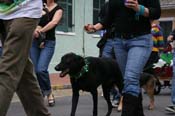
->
[52,84,72,90]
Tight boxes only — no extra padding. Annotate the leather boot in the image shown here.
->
[121,93,139,116]
[137,93,145,116]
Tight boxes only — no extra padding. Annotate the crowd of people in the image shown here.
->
[0,0,175,116]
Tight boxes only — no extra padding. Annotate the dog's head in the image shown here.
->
[55,53,85,77]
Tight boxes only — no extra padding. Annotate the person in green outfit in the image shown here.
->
[0,0,51,116]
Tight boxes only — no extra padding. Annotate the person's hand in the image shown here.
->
[167,35,174,42]
[84,24,96,33]
[33,27,43,39]
[125,0,139,12]
[33,29,40,38]
[39,42,45,48]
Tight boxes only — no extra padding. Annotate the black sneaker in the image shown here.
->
[165,105,175,113]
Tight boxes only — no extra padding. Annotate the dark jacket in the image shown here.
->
[100,0,161,35]
[98,2,115,38]
[99,2,109,24]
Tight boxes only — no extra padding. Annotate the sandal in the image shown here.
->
[48,94,55,107]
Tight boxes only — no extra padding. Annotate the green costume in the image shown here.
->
[160,53,173,65]
[0,0,26,14]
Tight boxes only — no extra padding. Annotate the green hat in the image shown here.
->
[160,53,173,65]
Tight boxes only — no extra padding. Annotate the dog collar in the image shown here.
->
[70,58,89,80]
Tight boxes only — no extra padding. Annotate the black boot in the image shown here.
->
[137,93,145,116]
[121,93,139,116]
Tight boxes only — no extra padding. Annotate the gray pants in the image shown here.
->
[0,18,51,116]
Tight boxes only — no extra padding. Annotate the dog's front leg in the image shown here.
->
[91,89,98,116]
[144,85,155,110]
[71,90,79,116]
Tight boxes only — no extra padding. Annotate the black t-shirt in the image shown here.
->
[39,5,63,41]
[100,0,161,35]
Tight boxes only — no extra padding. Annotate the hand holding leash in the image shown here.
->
[84,24,97,33]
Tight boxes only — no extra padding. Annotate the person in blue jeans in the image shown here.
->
[96,1,121,108]
[85,0,160,115]
[0,39,2,56]
[165,29,175,113]
[30,0,63,107]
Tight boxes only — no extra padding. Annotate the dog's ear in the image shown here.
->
[76,54,83,60]
[76,54,84,64]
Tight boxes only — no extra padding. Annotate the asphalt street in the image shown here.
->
[7,88,175,116]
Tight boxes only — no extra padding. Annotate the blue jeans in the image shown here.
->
[102,47,120,100]
[0,47,2,56]
[103,34,153,97]
[172,51,175,104]
[30,39,56,96]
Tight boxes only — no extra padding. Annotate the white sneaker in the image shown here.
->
[101,92,103,97]
[112,100,119,108]
[165,105,175,113]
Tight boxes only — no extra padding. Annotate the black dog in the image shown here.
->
[55,53,123,116]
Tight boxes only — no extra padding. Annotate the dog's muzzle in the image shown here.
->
[59,68,70,77]
[55,65,60,71]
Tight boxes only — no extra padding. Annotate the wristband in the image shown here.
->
[139,5,145,16]
[135,5,145,20]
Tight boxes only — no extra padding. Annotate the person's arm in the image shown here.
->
[167,29,175,41]
[170,29,175,37]
[84,0,114,33]
[39,9,63,33]
[84,23,103,33]
[93,23,103,31]
[100,0,114,29]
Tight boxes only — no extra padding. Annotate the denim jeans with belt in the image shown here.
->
[172,51,175,104]
[30,39,56,96]
[102,34,153,97]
